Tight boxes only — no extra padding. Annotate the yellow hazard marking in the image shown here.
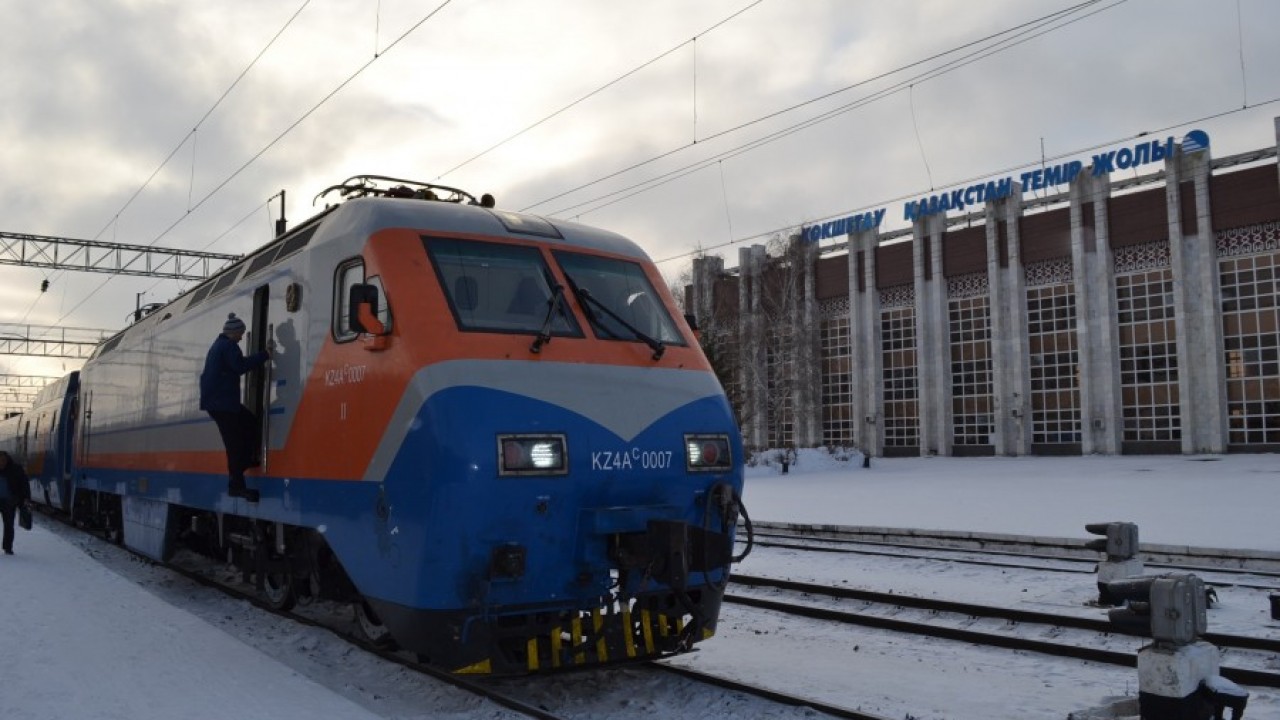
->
[641,609,655,654]
[571,617,584,664]
[593,608,607,662]
[527,638,540,671]
[550,627,562,669]
[621,608,637,658]
[455,659,492,674]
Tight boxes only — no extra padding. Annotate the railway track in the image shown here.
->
[750,522,1280,591]
[727,573,1280,689]
[44,507,889,720]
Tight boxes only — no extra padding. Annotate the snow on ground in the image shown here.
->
[3,452,1278,719]
[744,450,1280,551]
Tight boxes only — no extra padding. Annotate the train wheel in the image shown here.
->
[262,567,297,612]
[355,599,397,648]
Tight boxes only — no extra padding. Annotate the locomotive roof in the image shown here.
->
[87,196,654,358]
[319,197,650,261]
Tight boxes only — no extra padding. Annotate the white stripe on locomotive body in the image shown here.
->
[363,361,726,483]
[83,264,311,457]
[81,197,659,467]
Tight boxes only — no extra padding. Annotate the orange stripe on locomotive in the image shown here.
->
[84,226,709,483]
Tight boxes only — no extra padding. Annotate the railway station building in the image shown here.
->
[686,117,1280,457]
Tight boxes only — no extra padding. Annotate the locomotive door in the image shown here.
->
[246,285,273,471]
[59,391,79,512]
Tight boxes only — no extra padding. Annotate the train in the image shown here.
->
[0,176,749,674]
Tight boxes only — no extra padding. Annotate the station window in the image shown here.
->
[819,306,854,447]
[879,297,920,450]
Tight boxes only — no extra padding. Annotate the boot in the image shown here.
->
[228,482,260,503]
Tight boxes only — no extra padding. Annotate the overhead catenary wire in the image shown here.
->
[91,0,314,245]
[542,0,1127,220]
[25,0,1111,334]
[18,0,314,330]
[718,160,734,243]
[520,0,1111,215]
[53,1,456,328]
[909,84,934,191]
[434,0,766,182]
[650,97,1280,267]
[1236,0,1248,108]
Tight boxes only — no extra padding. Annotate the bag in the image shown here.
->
[18,505,32,531]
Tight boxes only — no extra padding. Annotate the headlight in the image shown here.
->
[497,434,567,476]
[685,433,732,472]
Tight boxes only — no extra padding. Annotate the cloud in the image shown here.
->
[2,0,1279,350]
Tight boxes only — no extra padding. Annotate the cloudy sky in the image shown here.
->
[3,0,1279,386]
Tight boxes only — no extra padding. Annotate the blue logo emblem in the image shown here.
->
[1182,129,1209,154]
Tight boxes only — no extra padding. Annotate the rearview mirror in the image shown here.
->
[348,284,386,335]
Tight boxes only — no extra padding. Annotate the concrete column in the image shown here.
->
[1004,187,1032,456]
[914,213,950,455]
[848,229,883,457]
[689,255,724,328]
[737,245,769,449]
[1167,142,1227,454]
[789,235,822,447]
[1071,170,1123,454]
[987,184,1030,455]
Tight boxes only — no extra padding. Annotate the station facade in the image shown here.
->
[688,117,1280,457]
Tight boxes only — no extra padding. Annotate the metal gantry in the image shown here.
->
[0,323,114,359]
[0,231,239,281]
[0,373,59,389]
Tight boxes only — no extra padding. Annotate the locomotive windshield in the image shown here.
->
[553,251,686,347]
[426,237,582,336]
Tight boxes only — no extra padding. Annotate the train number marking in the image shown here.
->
[324,364,368,386]
[591,448,674,471]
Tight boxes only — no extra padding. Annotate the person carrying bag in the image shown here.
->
[0,451,32,554]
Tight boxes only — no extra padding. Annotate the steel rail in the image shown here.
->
[726,577,1280,689]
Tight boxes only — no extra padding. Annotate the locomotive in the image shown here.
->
[0,177,748,674]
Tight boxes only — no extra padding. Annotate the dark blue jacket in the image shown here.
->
[199,334,269,412]
[1,459,29,504]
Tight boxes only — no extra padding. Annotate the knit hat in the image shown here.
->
[223,313,246,334]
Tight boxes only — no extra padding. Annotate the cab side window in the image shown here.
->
[333,259,392,342]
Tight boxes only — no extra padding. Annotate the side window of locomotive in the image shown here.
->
[551,251,685,346]
[424,237,581,336]
[334,259,393,342]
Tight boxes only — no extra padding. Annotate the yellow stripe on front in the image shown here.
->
[455,659,492,674]
[572,617,585,664]
[527,638,540,671]
[641,609,655,654]
[621,608,637,658]
[658,615,670,637]
[550,627,562,669]
[593,608,607,662]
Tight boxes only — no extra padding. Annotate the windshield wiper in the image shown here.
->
[566,280,665,361]
[530,282,565,354]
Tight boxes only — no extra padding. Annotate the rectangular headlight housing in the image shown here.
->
[497,434,568,476]
[685,433,732,472]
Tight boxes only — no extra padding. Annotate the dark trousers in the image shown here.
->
[208,406,260,490]
[0,500,14,552]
